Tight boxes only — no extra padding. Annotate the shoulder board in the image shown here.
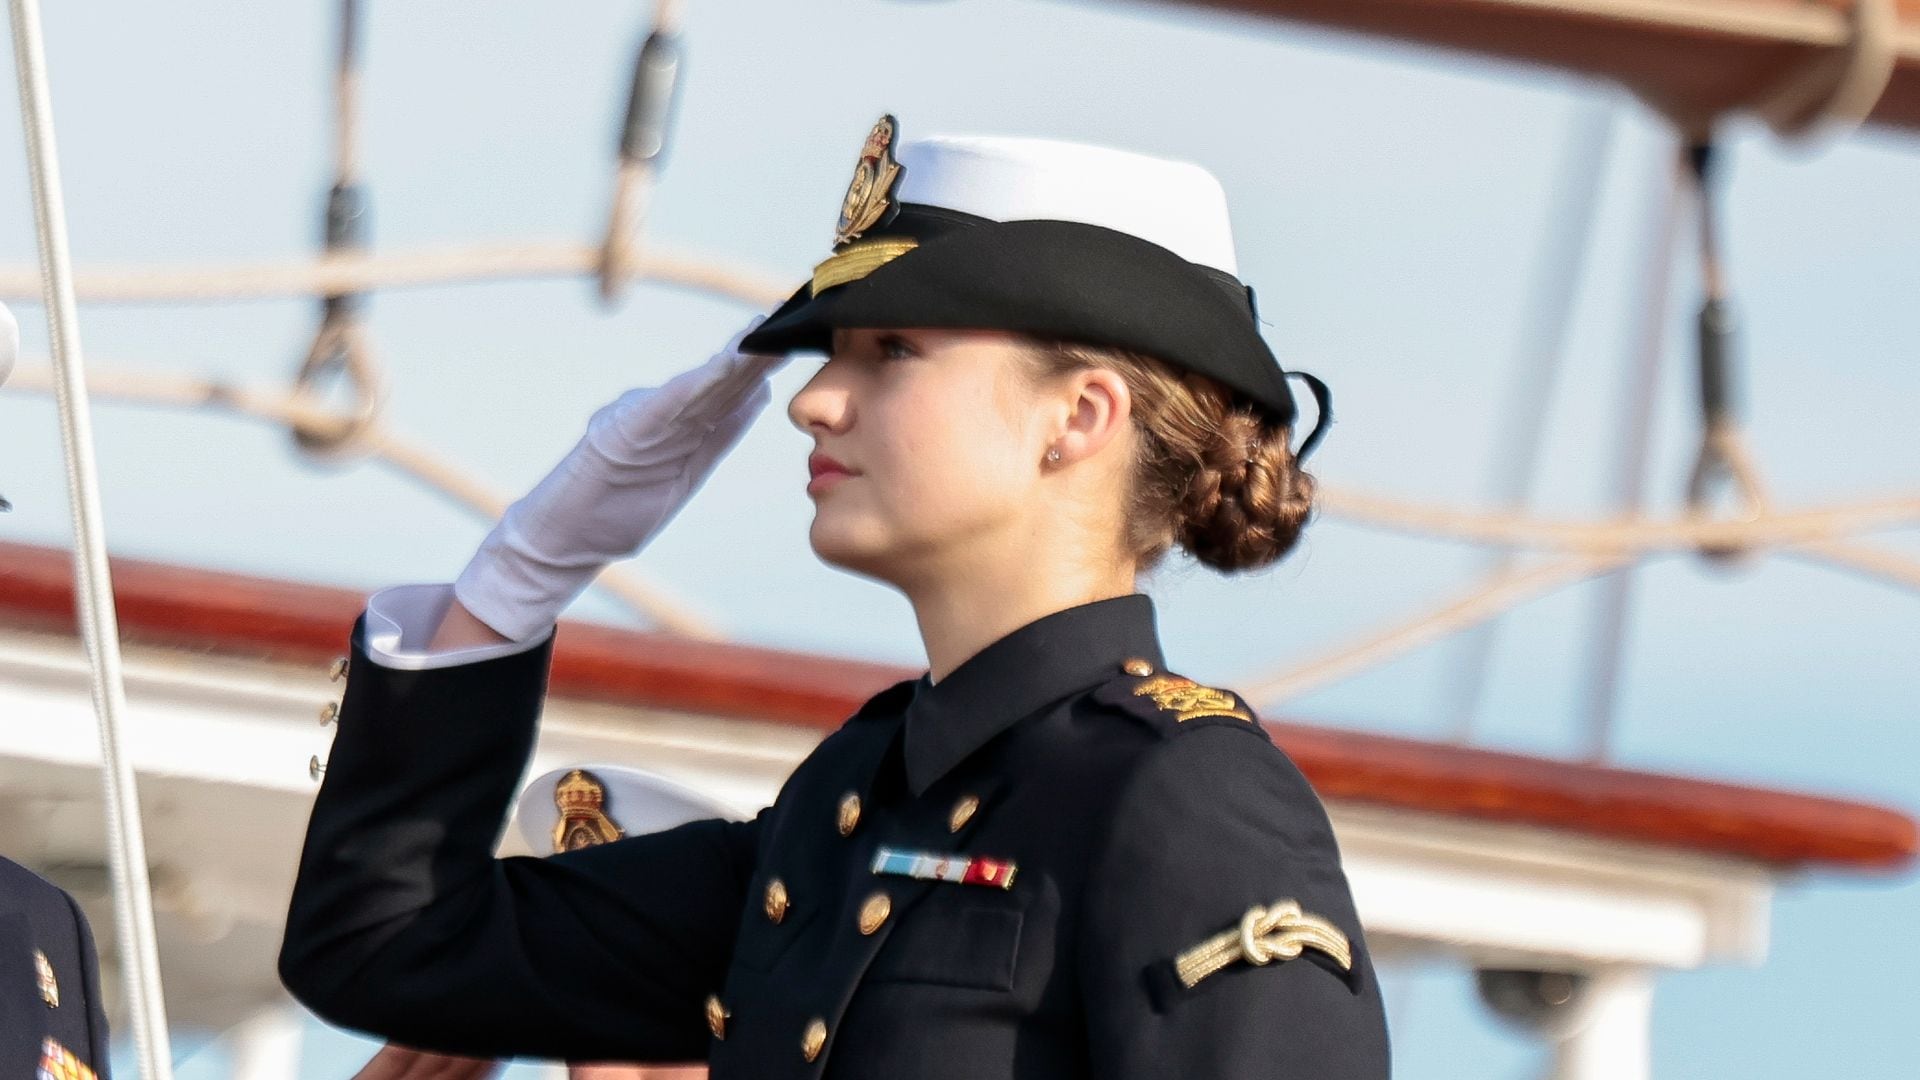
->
[1089,666,1267,739]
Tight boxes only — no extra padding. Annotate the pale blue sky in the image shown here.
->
[1,1,1915,1076]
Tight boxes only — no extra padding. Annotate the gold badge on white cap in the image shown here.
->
[835,114,904,248]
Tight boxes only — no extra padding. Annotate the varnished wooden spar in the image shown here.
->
[1116,0,1920,133]
[2,538,1914,871]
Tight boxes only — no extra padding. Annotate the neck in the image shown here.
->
[901,541,1136,685]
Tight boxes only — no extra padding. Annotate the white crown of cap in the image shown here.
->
[892,135,1239,276]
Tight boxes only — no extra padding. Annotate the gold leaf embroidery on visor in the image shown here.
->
[811,238,920,296]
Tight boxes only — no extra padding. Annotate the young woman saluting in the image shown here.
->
[280,116,1389,1079]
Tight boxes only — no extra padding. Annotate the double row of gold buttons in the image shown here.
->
[704,785,987,1061]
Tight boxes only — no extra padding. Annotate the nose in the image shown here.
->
[787,358,853,437]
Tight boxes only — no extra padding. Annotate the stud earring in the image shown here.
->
[1046,446,1062,463]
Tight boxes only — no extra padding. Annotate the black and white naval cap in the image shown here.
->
[740,115,1333,462]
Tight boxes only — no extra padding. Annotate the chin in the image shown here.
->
[808,514,900,580]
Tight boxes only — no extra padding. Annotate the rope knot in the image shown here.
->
[1175,896,1354,989]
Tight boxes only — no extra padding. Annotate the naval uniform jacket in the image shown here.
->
[278,590,1390,1078]
[2,855,111,1079]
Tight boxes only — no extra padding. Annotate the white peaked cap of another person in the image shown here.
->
[514,763,749,855]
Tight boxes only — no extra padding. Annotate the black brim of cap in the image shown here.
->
[740,218,1300,428]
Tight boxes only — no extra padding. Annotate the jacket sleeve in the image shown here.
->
[1076,721,1390,1080]
[277,614,760,1063]
[63,889,111,1074]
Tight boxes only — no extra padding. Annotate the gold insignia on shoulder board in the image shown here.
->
[552,769,625,853]
[834,114,904,248]
[1132,675,1253,723]
[35,949,57,1007]
[1173,898,1352,989]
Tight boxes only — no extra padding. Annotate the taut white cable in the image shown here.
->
[5,1,175,1077]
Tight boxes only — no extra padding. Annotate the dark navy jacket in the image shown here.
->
[279,592,1389,1078]
[2,855,110,1079]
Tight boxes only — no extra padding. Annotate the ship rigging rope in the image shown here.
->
[290,0,379,459]
[4,362,724,640]
[0,242,793,305]
[8,359,1916,702]
[5,0,175,1076]
[4,0,1916,720]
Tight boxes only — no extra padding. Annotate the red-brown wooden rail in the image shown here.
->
[3,539,1913,871]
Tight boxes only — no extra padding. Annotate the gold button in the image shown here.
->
[949,794,980,833]
[837,792,861,836]
[328,655,349,682]
[858,891,891,935]
[801,1018,827,1062]
[764,878,789,923]
[318,701,339,727]
[1123,657,1155,677]
[705,994,729,1040]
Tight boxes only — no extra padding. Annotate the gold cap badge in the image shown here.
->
[552,768,625,853]
[834,114,904,248]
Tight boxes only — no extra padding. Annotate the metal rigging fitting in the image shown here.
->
[1681,137,1767,565]
[597,15,685,303]
[291,0,384,459]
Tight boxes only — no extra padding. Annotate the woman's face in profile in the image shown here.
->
[787,326,1053,583]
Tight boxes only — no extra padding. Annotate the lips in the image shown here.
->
[808,452,856,481]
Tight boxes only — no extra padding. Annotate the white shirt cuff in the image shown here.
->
[363,583,555,671]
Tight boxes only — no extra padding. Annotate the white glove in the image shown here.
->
[453,317,789,641]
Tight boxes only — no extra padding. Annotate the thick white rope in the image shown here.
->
[1245,553,1634,705]
[5,0,175,1076]
[13,360,1917,706]
[0,242,794,305]
[1318,486,1920,550]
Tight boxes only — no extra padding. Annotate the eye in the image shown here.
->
[876,333,918,361]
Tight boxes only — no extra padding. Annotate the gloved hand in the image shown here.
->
[453,316,789,641]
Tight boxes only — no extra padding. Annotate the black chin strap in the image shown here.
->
[1285,369,1333,464]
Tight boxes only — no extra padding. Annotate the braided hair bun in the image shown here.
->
[1174,404,1315,572]
[1022,340,1317,574]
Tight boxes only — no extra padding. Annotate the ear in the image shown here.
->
[1051,367,1131,466]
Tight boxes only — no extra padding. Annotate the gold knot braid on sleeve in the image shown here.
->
[1173,898,1353,989]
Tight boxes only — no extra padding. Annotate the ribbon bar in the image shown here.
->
[870,846,1017,889]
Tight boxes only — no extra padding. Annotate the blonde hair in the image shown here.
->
[1021,338,1316,574]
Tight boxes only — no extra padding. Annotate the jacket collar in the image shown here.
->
[901,592,1165,796]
